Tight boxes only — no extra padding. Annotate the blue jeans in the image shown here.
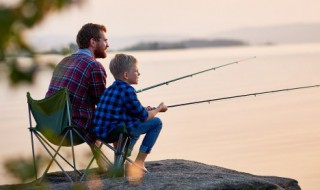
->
[129,117,162,154]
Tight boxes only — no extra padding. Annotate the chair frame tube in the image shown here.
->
[28,104,38,180]
[33,130,73,184]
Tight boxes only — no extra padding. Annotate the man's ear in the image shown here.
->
[89,38,96,48]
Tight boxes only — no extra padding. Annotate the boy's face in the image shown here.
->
[127,62,140,85]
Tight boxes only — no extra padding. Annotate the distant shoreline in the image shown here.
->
[121,38,249,51]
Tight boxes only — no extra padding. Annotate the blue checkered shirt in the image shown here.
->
[93,79,148,139]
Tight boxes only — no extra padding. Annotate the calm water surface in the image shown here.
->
[0,43,319,189]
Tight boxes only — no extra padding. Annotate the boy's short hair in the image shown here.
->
[109,54,137,79]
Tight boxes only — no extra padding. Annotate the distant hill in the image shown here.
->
[123,39,248,51]
[28,23,320,51]
[212,23,320,45]
[121,23,320,50]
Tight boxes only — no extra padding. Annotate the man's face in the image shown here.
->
[94,31,108,59]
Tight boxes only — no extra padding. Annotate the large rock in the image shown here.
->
[0,159,300,190]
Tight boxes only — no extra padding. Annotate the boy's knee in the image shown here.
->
[153,117,162,130]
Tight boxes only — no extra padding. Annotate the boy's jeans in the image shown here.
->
[129,117,162,154]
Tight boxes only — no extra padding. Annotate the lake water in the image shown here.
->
[0,43,320,189]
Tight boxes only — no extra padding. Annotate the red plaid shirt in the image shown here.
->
[46,49,106,143]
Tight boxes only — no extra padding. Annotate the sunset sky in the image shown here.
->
[2,0,320,49]
[27,0,320,36]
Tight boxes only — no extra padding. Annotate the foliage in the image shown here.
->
[4,154,49,183]
[0,0,83,85]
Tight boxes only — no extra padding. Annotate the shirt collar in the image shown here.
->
[114,79,137,92]
[115,79,127,85]
[115,79,131,87]
[74,48,93,58]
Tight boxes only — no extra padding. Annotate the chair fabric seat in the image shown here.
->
[32,126,85,146]
[100,124,129,143]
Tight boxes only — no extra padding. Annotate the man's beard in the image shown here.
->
[94,45,107,59]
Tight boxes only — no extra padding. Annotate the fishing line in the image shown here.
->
[136,56,256,93]
[168,84,320,108]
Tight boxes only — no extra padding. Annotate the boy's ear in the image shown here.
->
[123,71,129,80]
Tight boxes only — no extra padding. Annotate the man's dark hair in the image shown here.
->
[76,23,106,49]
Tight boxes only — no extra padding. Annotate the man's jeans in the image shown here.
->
[129,117,162,154]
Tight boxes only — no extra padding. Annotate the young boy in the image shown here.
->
[93,53,167,179]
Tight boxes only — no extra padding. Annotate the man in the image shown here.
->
[46,23,108,170]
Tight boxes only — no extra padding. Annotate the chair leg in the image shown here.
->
[37,132,82,176]
[30,130,38,180]
[72,129,115,167]
[71,129,113,181]
[92,145,113,167]
[29,108,38,181]
[118,135,129,166]
[69,130,77,181]
[34,131,73,184]
[79,143,102,182]
[113,133,129,177]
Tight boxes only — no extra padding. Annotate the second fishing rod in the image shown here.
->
[135,56,256,93]
[167,84,320,108]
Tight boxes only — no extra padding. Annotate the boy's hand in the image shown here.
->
[146,106,156,111]
[145,102,167,121]
[157,102,168,112]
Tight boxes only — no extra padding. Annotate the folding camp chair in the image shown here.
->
[27,88,112,184]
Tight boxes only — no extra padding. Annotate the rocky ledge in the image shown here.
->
[0,159,300,190]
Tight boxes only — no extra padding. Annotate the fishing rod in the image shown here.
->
[168,84,320,108]
[136,56,256,93]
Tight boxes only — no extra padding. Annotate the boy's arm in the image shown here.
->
[124,86,167,121]
[124,87,149,121]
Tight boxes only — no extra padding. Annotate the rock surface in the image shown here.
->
[0,159,301,190]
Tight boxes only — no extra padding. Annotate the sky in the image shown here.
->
[3,0,320,49]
